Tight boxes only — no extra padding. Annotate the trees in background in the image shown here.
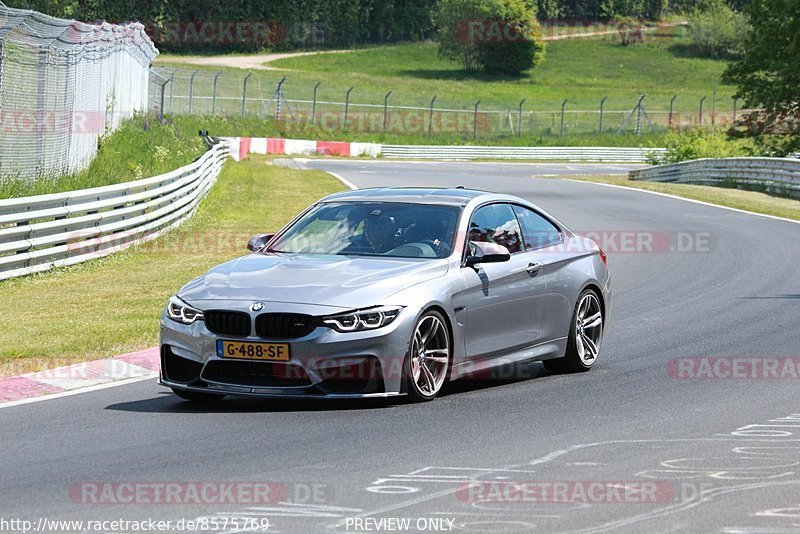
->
[725,0,800,115]
[5,0,757,52]
[687,0,749,59]
[434,0,544,74]
[5,0,437,50]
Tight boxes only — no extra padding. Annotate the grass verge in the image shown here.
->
[0,117,209,199]
[564,175,800,221]
[0,155,343,376]
[157,30,735,113]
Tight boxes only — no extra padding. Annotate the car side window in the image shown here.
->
[512,205,562,250]
[468,203,523,254]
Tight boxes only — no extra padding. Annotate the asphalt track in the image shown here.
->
[2,160,800,534]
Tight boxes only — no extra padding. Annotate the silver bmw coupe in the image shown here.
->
[160,187,610,402]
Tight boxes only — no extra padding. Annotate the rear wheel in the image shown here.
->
[171,388,225,402]
[543,289,604,374]
[403,310,451,402]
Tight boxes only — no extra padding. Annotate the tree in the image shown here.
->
[724,0,800,114]
[687,0,749,59]
[435,0,544,74]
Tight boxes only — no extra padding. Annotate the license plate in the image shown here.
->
[217,340,290,361]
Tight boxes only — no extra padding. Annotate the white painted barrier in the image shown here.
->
[0,141,229,281]
[227,136,663,163]
[629,157,800,199]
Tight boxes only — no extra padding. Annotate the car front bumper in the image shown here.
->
[159,303,416,399]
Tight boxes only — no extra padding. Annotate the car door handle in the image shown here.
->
[526,262,543,275]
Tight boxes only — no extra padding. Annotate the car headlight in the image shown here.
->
[166,296,204,325]
[322,306,403,333]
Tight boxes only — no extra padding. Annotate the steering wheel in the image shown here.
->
[386,242,436,257]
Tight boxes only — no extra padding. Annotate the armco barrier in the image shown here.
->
[629,157,800,199]
[228,137,663,163]
[380,145,664,162]
[0,141,229,281]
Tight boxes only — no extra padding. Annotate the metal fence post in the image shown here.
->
[699,96,707,126]
[428,96,436,138]
[635,94,645,136]
[241,72,252,117]
[383,91,392,132]
[159,78,171,118]
[311,82,321,124]
[168,73,174,114]
[517,99,525,138]
[473,100,481,140]
[188,70,198,114]
[343,86,353,129]
[560,99,568,137]
[669,95,677,128]
[599,96,608,133]
[211,72,222,116]
[712,77,717,129]
[732,96,739,124]
[275,77,286,121]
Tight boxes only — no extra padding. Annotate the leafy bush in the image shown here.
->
[735,132,800,158]
[687,0,750,59]
[648,128,756,164]
[435,0,544,75]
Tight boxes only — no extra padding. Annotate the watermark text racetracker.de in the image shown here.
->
[0,516,269,533]
[64,230,715,257]
[574,230,714,254]
[668,357,800,380]
[68,481,328,505]
[457,480,672,504]
[0,111,104,134]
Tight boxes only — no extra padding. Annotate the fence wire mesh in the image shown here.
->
[0,4,158,179]
[150,66,741,140]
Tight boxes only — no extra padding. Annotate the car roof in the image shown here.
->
[321,187,492,207]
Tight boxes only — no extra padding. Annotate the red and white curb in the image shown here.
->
[0,347,159,408]
[224,137,381,161]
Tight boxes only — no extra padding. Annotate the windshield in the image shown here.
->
[268,202,461,259]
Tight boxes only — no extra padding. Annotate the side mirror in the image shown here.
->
[465,241,511,267]
[247,233,276,251]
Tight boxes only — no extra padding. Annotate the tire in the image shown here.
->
[171,388,225,402]
[402,310,451,402]
[543,289,604,374]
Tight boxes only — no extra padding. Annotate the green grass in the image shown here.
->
[0,156,343,375]
[563,175,800,221]
[0,117,208,199]
[0,114,299,199]
[193,117,670,147]
[153,29,735,144]
[157,28,735,114]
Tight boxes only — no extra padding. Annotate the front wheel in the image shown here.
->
[403,310,451,402]
[543,289,604,374]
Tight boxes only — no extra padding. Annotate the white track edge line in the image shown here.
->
[0,373,157,410]
[326,171,358,190]
[564,179,800,226]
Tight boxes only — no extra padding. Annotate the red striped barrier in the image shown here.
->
[229,137,380,161]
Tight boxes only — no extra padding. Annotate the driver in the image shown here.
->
[362,213,397,253]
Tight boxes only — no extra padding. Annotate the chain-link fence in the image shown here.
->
[0,4,158,179]
[151,66,745,140]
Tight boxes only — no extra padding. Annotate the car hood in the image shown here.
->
[178,253,450,309]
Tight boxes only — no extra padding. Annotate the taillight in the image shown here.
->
[599,248,607,266]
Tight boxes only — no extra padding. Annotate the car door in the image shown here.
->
[459,203,549,359]
[511,204,571,344]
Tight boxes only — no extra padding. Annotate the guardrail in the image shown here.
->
[381,145,664,162]
[629,157,800,200]
[228,137,664,163]
[0,140,229,281]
